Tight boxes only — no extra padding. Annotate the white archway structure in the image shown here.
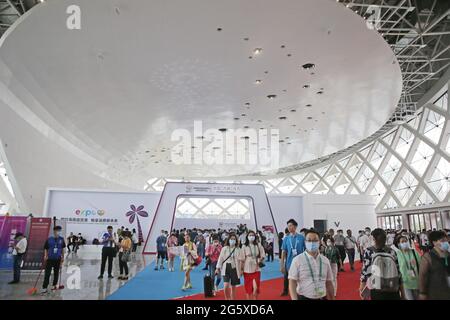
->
[142,182,277,254]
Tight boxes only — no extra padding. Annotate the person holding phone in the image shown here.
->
[98,226,117,279]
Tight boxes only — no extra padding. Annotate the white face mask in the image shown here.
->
[399,242,410,250]
[248,236,255,242]
[327,241,332,246]
[229,239,236,247]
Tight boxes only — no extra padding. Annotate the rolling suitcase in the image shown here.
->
[203,274,214,298]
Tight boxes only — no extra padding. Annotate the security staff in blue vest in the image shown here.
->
[98,226,117,279]
[41,226,66,294]
[280,219,305,296]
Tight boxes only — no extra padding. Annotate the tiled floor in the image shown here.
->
[0,250,153,300]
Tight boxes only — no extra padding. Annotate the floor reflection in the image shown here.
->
[0,250,153,300]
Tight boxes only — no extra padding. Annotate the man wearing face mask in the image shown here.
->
[288,230,334,300]
[334,230,346,272]
[358,227,372,259]
[41,226,66,294]
[418,230,450,300]
[344,229,357,271]
[280,219,305,296]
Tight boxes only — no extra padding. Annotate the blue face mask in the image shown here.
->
[440,241,449,251]
[399,242,410,250]
[305,241,320,252]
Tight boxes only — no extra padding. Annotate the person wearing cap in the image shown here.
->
[41,226,66,294]
[9,232,27,284]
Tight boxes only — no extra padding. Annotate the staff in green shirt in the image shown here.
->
[395,235,421,300]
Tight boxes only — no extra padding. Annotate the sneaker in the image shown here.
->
[214,285,218,292]
[122,276,129,280]
[108,275,114,279]
[97,275,103,280]
[186,283,192,289]
[181,285,187,291]
[160,266,164,270]
[40,289,48,295]
[118,276,123,280]
[51,285,58,291]
[154,267,158,271]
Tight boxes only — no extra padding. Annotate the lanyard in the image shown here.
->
[399,250,415,271]
[290,235,298,250]
[304,252,322,283]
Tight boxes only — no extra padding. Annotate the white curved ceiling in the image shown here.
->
[0,0,402,182]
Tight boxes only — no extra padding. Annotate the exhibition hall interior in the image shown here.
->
[0,0,449,302]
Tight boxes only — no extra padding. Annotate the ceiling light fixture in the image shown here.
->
[253,48,263,55]
[267,94,277,99]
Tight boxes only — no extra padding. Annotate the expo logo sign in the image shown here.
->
[75,209,105,217]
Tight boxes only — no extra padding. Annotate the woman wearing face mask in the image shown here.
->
[394,235,421,300]
[167,233,178,272]
[418,230,450,300]
[324,238,341,297]
[181,234,197,291]
[205,235,222,295]
[216,233,241,300]
[239,230,265,300]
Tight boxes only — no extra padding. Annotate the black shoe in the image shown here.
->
[202,267,208,270]
[8,281,19,284]
[97,275,103,280]
[108,275,114,279]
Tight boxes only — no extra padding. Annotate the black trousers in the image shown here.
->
[13,255,23,282]
[336,245,346,268]
[283,270,289,294]
[118,252,129,275]
[100,247,115,276]
[267,249,274,262]
[43,259,61,289]
[346,248,355,268]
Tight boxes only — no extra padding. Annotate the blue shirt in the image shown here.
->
[156,235,167,252]
[281,233,305,269]
[44,236,66,260]
[102,232,115,248]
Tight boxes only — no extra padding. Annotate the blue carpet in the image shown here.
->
[107,257,282,300]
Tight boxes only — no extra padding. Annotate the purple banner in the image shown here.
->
[0,216,28,269]
[22,217,52,270]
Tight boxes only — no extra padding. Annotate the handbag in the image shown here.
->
[121,250,131,262]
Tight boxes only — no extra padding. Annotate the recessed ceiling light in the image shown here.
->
[267,94,277,99]
[287,54,292,57]
[281,45,285,48]
[303,84,310,89]
[307,117,313,120]
[253,48,263,55]
[264,71,269,74]
[302,63,315,70]
[249,56,253,59]
[244,126,249,129]
[306,104,312,107]
[218,128,227,132]
[234,117,240,120]
[279,139,285,143]
[241,113,246,116]
[245,102,250,106]
[279,116,287,120]
[244,37,249,41]
[290,109,296,112]
[255,80,262,84]
[217,27,222,31]
[317,91,324,95]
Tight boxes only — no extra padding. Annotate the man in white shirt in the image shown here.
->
[288,230,334,300]
[9,232,27,284]
[358,227,372,260]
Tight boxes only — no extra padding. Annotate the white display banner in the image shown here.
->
[43,188,160,243]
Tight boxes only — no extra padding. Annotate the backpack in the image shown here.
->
[367,246,399,292]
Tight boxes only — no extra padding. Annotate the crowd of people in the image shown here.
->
[151,222,450,300]
[6,221,450,300]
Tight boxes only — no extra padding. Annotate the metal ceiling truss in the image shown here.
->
[145,91,450,214]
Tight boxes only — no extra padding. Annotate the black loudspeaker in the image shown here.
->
[314,220,327,236]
